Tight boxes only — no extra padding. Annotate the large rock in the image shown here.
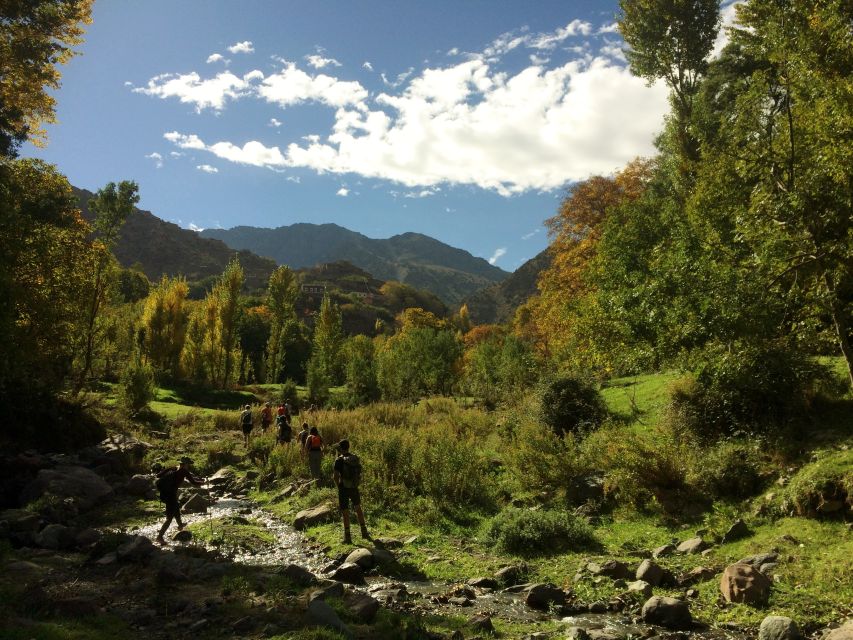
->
[524,583,566,611]
[468,577,500,590]
[21,465,113,512]
[720,563,771,605]
[759,616,803,640]
[328,562,365,585]
[181,492,211,514]
[678,566,716,586]
[641,596,692,629]
[345,547,375,570]
[116,535,154,562]
[293,503,336,531]
[636,559,664,586]
[280,563,318,586]
[722,519,751,543]
[588,560,632,580]
[207,467,236,487]
[677,537,708,555]
[0,508,41,545]
[345,592,380,623]
[125,474,153,497]
[495,564,526,586]
[306,599,352,639]
[824,620,853,640]
[35,523,76,550]
[627,580,653,598]
[652,544,676,558]
[738,552,779,576]
[309,581,345,602]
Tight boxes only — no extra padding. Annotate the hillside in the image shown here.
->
[73,188,277,291]
[201,223,508,305]
[465,248,551,324]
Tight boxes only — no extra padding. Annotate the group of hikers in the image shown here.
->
[155,400,369,546]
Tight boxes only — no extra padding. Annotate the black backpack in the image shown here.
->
[155,468,179,495]
[339,453,362,489]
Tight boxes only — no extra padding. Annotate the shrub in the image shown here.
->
[486,507,596,555]
[119,358,156,415]
[783,449,852,518]
[690,439,766,500]
[508,417,590,496]
[279,379,299,409]
[539,375,607,437]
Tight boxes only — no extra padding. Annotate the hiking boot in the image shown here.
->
[156,537,168,546]
[342,534,353,545]
[360,527,371,540]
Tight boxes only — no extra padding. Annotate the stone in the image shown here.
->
[759,616,803,640]
[566,627,592,640]
[181,493,211,514]
[35,523,76,550]
[374,537,403,549]
[345,547,376,569]
[293,503,335,531]
[524,583,566,611]
[495,564,526,586]
[5,560,46,581]
[738,552,778,569]
[627,580,653,598]
[588,560,632,580]
[116,535,154,562]
[232,617,254,633]
[173,529,193,542]
[469,614,495,633]
[95,552,118,565]
[676,537,708,555]
[589,601,608,613]
[306,599,352,639]
[678,566,716,586]
[372,547,395,567]
[345,592,380,623]
[328,562,365,585]
[824,620,853,640]
[722,519,751,544]
[636,559,664,586]
[310,581,345,602]
[0,509,41,544]
[21,465,113,512]
[641,596,692,630]
[75,528,102,548]
[468,576,500,590]
[126,474,153,497]
[207,467,236,487]
[652,544,676,558]
[280,563,317,586]
[448,596,473,607]
[720,563,771,605]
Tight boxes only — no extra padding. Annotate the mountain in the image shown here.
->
[73,188,277,291]
[464,249,551,324]
[200,223,508,305]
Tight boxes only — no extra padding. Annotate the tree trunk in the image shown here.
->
[824,272,853,389]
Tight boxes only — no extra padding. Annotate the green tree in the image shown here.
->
[343,335,379,405]
[239,305,270,383]
[311,293,344,385]
[376,325,462,400]
[211,258,244,387]
[264,266,298,383]
[0,0,93,156]
[141,275,189,379]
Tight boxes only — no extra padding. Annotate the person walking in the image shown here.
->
[333,439,370,544]
[305,425,323,480]
[260,402,273,433]
[297,422,310,459]
[155,457,204,545]
[240,404,253,448]
[276,409,292,444]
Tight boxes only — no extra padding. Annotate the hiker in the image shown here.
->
[276,409,292,444]
[240,404,253,447]
[260,401,273,433]
[155,457,205,545]
[333,439,370,544]
[305,425,323,479]
[297,422,310,459]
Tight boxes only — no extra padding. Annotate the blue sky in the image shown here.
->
[23,0,684,271]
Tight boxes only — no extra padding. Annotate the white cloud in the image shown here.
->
[227,40,254,54]
[286,176,301,183]
[134,70,262,111]
[336,187,349,196]
[446,47,460,56]
[259,63,368,109]
[529,54,549,66]
[197,164,219,173]
[381,67,414,88]
[206,53,228,64]
[488,248,507,265]
[362,61,373,71]
[145,152,163,168]
[306,54,342,69]
[599,42,627,63]
[404,188,438,198]
[124,81,133,86]
[598,22,620,35]
[521,228,541,240]
[187,222,205,232]
[529,20,592,50]
[169,151,184,158]
[269,118,283,127]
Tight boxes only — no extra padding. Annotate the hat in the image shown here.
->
[337,439,350,451]
[179,456,193,465]
[245,404,251,409]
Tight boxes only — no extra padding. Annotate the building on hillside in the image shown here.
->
[301,284,326,295]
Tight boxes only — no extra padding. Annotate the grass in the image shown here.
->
[187,515,276,551]
[600,370,680,430]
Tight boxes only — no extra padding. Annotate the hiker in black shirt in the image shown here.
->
[333,439,370,544]
[156,456,204,545]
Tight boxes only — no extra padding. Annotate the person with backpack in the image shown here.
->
[276,410,292,444]
[155,457,205,545]
[260,402,273,433]
[333,439,370,544]
[305,426,323,480]
[240,404,253,447]
[297,422,310,459]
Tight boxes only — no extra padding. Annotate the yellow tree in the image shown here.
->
[142,276,189,378]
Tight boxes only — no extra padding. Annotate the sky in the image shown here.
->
[22,0,709,271]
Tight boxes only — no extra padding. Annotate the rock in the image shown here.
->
[448,596,473,607]
[75,528,102,548]
[588,560,632,580]
[280,563,317,586]
[293,503,335,531]
[345,547,375,569]
[116,535,154,562]
[589,601,608,613]
[189,619,208,632]
[824,620,853,640]
[125,474,153,497]
[495,564,526,586]
[678,566,716,586]
[181,493,211,514]
[627,580,653,598]
[173,529,193,542]
[0,509,41,544]
[35,523,76,550]
[372,547,395,567]
[469,614,495,633]
[21,465,113,512]
[636,559,664,586]
[207,467,236,487]
[676,537,708,555]
[641,596,692,630]
[738,552,778,568]
[722,519,750,543]
[5,560,46,581]
[720,563,771,605]
[524,583,566,610]
[95,552,117,565]
[374,537,403,549]
[468,576,500,590]
[232,616,253,633]
[306,599,352,639]
[652,544,676,558]
[345,592,380,623]
[567,474,605,504]
[759,616,803,640]
[566,627,591,640]
[328,562,365,585]
[310,581,345,602]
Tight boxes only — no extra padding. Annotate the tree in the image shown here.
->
[239,305,270,383]
[311,293,344,385]
[0,0,93,156]
[376,325,462,400]
[264,266,298,383]
[343,335,379,405]
[211,258,244,387]
[141,275,189,379]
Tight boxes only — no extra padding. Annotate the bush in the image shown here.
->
[539,375,607,437]
[783,449,852,518]
[279,379,299,410]
[690,440,766,500]
[119,358,156,415]
[485,507,596,555]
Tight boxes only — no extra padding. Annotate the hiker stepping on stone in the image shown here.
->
[333,439,370,544]
[155,457,205,545]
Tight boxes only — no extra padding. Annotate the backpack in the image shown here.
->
[241,410,252,427]
[155,468,179,495]
[339,453,362,489]
[306,434,322,451]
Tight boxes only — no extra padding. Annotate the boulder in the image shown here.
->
[374,537,403,549]
[293,503,335,531]
[207,467,236,487]
[328,562,365,585]
[449,596,473,607]
[722,519,751,544]
[738,552,779,576]
[641,596,692,629]
[75,528,102,548]
[21,465,113,512]
[524,583,566,611]
[720,563,771,605]
[35,523,76,550]
[678,566,716,587]
[345,592,380,623]
[495,564,526,586]
[116,535,154,562]
[759,616,803,640]
[824,620,853,640]
[306,599,352,639]
[309,581,345,602]
[280,563,317,587]
[345,547,375,570]
[627,580,653,598]
[566,627,592,640]
[468,576,500,590]
[588,560,632,580]
[371,547,396,567]
[125,474,153,497]
[0,509,40,545]
[676,537,708,555]
[181,492,211,514]
[636,559,664,586]
[652,544,676,558]
[173,529,193,542]
[469,614,495,633]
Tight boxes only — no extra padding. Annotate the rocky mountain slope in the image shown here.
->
[464,249,551,324]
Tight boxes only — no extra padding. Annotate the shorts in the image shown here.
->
[242,424,253,435]
[261,420,271,431]
[338,486,361,510]
[161,494,180,519]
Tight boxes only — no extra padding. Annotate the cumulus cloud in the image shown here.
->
[269,118,283,127]
[187,222,205,231]
[306,54,342,69]
[488,248,507,265]
[336,187,349,196]
[381,67,415,88]
[529,19,592,50]
[712,0,744,58]
[227,40,254,54]
[362,61,373,71]
[134,70,263,111]
[598,22,620,35]
[197,164,219,173]
[258,63,368,109]
[207,53,228,64]
[404,188,438,198]
[145,152,163,168]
